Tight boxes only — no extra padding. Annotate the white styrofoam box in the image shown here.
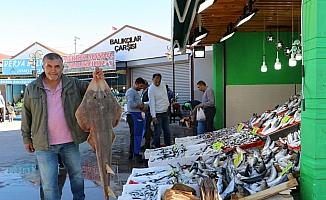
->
[122,183,158,196]
[144,144,181,159]
[175,136,198,144]
[148,155,200,168]
[127,170,174,185]
[130,166,172,177]
[181,138,207,148]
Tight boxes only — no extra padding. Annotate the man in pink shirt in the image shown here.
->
[21,53,104,200]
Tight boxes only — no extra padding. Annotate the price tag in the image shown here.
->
[212,142,224,151]
[281,115,291,124]
[281,161,294,176]
[233,152,243,168]
[237,123,245,132]
[251,127,259,135]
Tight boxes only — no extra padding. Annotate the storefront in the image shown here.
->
[82,25,210,103]
[169,0,325,199]
[0,42,58,103]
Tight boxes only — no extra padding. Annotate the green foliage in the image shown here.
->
[15,99,24,109]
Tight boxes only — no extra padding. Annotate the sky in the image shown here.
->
[0,0,172,55]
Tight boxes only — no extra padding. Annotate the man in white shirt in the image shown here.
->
[148,73,171,148]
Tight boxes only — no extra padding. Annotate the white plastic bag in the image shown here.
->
[196,108,206,121]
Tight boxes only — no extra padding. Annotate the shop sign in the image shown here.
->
[2,59,43,75]
[109,36,141,52]
[0,79,34,85]
[63,51,115,73]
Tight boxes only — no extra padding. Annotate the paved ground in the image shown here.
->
[0,119,147,200]
[0,117,194,200]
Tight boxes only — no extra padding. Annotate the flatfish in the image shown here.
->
[76,78,121,199]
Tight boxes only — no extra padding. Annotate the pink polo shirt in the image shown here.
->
[43,80,73,145]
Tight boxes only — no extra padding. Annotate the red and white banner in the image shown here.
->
[63,51,115,72]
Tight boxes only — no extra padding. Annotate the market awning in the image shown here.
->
[187,0,302,46]
[172,0,201,51]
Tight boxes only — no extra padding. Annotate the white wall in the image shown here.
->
[84,26,170,61]
[226,84,301,127]
[193,48,213,101]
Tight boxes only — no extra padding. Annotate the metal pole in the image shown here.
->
[172,50,175,98]
[34,54,37,78]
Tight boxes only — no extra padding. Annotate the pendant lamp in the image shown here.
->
[289,0,297,67]
[274,9,281,70]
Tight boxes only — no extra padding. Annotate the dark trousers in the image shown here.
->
[204,107,216,132]
[153,112,171,148]
[126,114,134,156]
[144,112,153,149]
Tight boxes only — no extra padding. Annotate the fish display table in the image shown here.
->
[117,94,302,199]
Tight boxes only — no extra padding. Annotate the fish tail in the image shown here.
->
[106,186,116,198]
[106,164,115,175]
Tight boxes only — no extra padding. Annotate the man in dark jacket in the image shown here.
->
[141,80,153,149]
[21,52,103,200]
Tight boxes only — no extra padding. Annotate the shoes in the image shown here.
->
[141,144,150,151]
[134,154,144,163]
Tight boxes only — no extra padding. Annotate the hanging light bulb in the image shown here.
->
[261,16,267,73]
[274,51,281,70]
[289,53,297,67]
[261,58,267,72]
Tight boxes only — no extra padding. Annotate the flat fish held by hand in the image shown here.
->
[75,78,121,199]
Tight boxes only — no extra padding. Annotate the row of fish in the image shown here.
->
[279,130,301,149]
[249,94,301,135]
[120,134,300,199]
[145,128,262,168]
[118,94,302,199]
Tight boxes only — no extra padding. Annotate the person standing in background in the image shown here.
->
[6,102,15,122]
[148,73,171,148]
[125,77,146,160]
[0,91,6,122]
[141,80,153,149]
[196,80,216,133]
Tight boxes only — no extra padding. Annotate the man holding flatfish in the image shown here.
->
[21,52,120,200]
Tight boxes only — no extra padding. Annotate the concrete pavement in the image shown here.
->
[0,119,146,200]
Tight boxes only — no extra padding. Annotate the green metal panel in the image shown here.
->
[213,44,225,129]
[172,0,200,51]
[225,32,302,85]
[301,0,326,199]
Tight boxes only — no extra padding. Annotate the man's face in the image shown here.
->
[43,58,64,81]
[135,83,145,91]
[152,76,161,86]
[197,84,205,92]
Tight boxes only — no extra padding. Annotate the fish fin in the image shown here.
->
[112,132,116,144]
[106,164,115,175]
[87,133,96,151]
[106,186,116,198]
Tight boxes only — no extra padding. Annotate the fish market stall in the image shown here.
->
[118,95,302,199]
